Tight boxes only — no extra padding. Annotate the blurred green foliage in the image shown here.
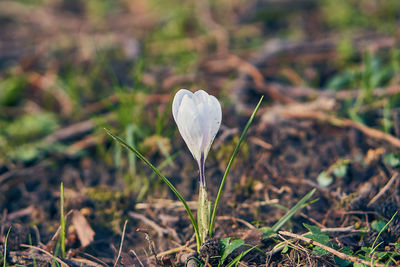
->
[5,113,58,143]
[322,0,400,34]
[0,75,27,107]
[326,48,400,132]
[0,112,60,162]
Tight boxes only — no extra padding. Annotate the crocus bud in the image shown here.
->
[172,89,222,187]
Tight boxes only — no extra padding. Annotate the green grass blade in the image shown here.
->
[126,124,136,176]
[2,227,11,267]
[369,211,398,256]
[271,188,316,232]
[225,246,257,267]
[51,241,60,267]
[60,182,66,258]
[104,128,201,250]
[209,96,264,237]
[28,235,38,267]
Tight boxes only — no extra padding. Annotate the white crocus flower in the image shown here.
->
[172,89,222,187]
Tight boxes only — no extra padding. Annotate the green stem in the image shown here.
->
[60,182,66,258]
[3,227,11,267]
[209,96,264,237]
[104,129,201,251]
[198,185,210,244]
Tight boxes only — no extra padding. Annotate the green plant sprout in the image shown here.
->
[104,128,201,250]
[2,227,11,267]
[259,188,316,240]
[225,246,256,267]
[28,235,38,267]
[218,238,259,267]
[105,90,263,252]
[60,182,66,259]
[172,89,222,243]
[51,241,61,267]
[369,211,398,257]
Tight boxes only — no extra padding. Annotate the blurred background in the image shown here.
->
[1,0,399,174]
[1,0,400,264]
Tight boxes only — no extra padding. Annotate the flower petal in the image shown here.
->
[172,89,193,122]
[176,94,203,161]
[193,90,209,105]
[172,89,222,165]
[203,95,222,157]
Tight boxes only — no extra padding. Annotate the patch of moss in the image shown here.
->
[234,176,256,200]
[216,136,249,165]
[84,186,133,232]
[84,185,124,203]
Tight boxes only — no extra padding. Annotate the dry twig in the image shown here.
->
[134,199,197,210]
[136,228,161,265]
[46,210,74,252]
[4,206,35,221]
[130,249,145,267]
[113,219,128,267]
[129,212,169,238]
[282,110,400,148]
[20,244,69,267]
[0,162,50,186]
[320,226,367,234]
[156,245,195,258]
[278,231,385,267]
[368,173,399,207]
[217,216,256,229]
